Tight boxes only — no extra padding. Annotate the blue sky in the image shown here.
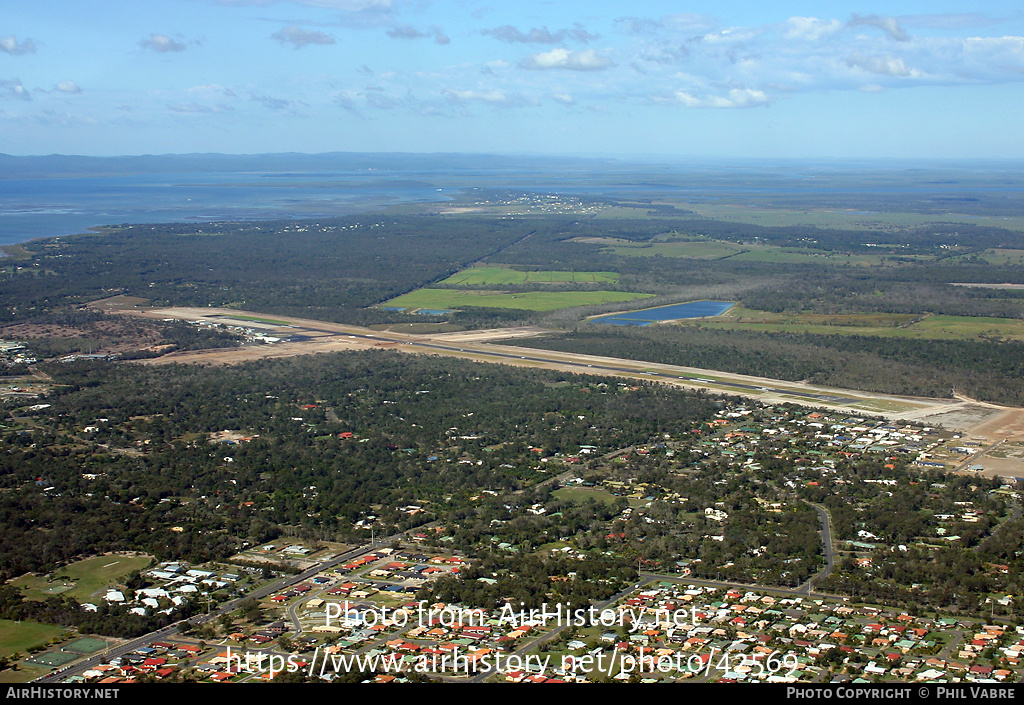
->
[2,0,1023,158]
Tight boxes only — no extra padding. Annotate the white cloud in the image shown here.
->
[0,35,36,55]
[386,24,449,45]
[847,14,910,42]
[0,78,31,101]
[365,91,399,109]
[624,12,1024,105]
[662,14,719,33]
[251,94,292,111]
[167,102,232,113]
[139,34,187,52]
[614,17,663,36]
[901,14,999,30]
[963,35,1024,56]
[669,87,770,108]
[272,26,335,48]
[783,17,842,42]
[335,91,359,110]
[846,54,915,77]
[212,0,390,8]
[56,80,81,94]
[615,14,716,36]
[482,24,597,44]
[551,93,575,105]
[522,48,614,71]
[443,88,513,105]
[189,84,237,97]
[442,88,536,108]
[213,0,395,29]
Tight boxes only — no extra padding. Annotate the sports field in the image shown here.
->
[383,288,652,312]
[9,554,153,603]
[0,619,67,657]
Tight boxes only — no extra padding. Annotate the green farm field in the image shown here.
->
[439,267,619,285]
[681,307,1024,342]
[383,288,653,312]
[9,554,154,603]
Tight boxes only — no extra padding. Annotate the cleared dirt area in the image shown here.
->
[966,407,1024,440]
[969,454,1024,480]
[903,405,1003,431]
[956,409,1024,479]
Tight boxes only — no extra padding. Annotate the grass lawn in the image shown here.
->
[552,487,620,505]
[0,664,49,683]
[383,289,653,312]
[10,554,154,603]
[0,619,68,657]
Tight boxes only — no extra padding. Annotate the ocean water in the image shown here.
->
[0,171,455,248]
